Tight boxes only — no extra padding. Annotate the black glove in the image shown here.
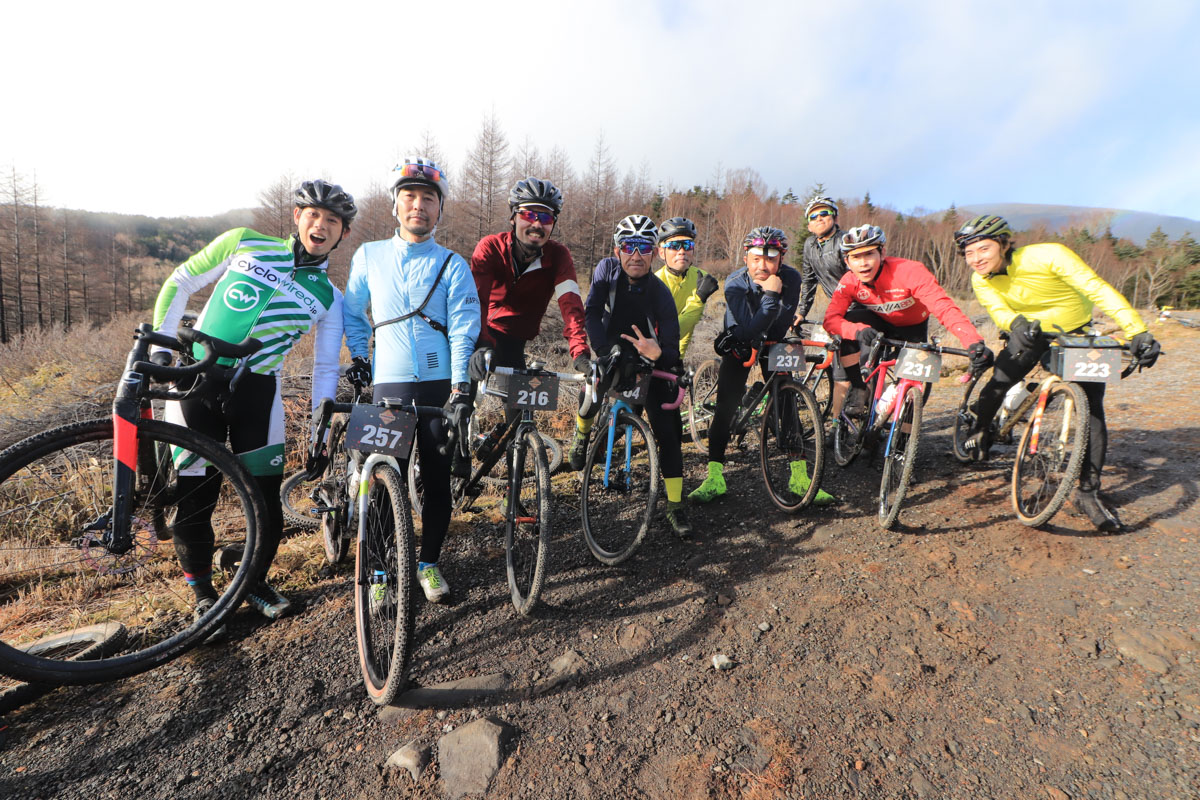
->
[304,446,329,479]
[444,390,473,474]
[695,273,719,302]
[855,327,882,351]
[1130,331,1161,368]
[967,341,995,373]
[572,353,591,375]
[468,347,493,382]
[1009,315,1042,351]
[149,350,173,367]
[345,356,371,387]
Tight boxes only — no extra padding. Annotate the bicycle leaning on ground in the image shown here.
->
[833,336,972,529]
[0,323,268,686]
[952,330,1144,527]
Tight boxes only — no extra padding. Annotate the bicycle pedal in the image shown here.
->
[309,505,337,514]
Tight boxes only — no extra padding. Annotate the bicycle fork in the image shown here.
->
[601,407,634,490]
[1027,378,1072,456]
[104,373,153,556]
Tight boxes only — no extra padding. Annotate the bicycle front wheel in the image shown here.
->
[687,359,720,453]
[505,430,551,615]
[878,386,924,529]
[951,371,983,463]
[1011,382,1089,527]
[804,362,834,420]
[354,463,415,706]
[581,412,659,565]
[759,382,826,512]
[319,415,352,565]
[0,418,265,685]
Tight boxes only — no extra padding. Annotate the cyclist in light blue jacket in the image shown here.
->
[343,157,480,602]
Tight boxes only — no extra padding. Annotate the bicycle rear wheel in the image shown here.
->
[687,359,720,453]
[878,386,923,529]
[1011,382,1089,527]
[0,622,128,712]
[803,362,833,420]
[759,382,826,512]
[280,470,320,531]
[319,415,352,564]
[354,463,415,706]
[505,430,551,614]
[951,371,983,463]
[832,415,867,467]
[581,411,659,565]
[0,418,265,685]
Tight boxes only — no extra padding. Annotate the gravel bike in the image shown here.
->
[0,324,268,685]
[833,337,971,529]
[952,330,1139,527]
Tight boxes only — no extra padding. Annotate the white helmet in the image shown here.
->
[387,157,450,202]
[613,214,658,246]
[804,195,838,217]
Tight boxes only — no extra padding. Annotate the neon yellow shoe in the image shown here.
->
[688,462,726,503]
[789,459,836,505]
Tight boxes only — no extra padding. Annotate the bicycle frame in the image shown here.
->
[596,369,685,489]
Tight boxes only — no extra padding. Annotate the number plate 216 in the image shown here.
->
[346,405,417,458]
[507,374,559,410]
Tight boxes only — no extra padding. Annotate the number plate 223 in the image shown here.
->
[895,348,942,383]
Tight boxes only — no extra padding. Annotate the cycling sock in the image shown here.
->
[576,414,593,435]
[664,476,683,503]
[688,462,726,503]
[418,561,436,572]
[184,571,218,602]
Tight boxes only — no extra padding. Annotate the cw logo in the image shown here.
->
[270,454,284,467]
[223,281,262,312]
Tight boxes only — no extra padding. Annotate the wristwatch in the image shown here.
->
[452,382,470,395]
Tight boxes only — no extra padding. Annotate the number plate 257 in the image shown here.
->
[346,405,417,458]
[507,374,559,410]
[895,348,942,383]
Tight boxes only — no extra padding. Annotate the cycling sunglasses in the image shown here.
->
[395,162,444,183]
[746,236,786,249]
[808,209,835,220]
[516,208,555,225]
[618,239,655,255]
[661,239,696,251]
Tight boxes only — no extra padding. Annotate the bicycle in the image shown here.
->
[684,358,719,453]
[578,359,687,565]
[404,356,587,615]
[0,324,268,686]
[951,330,1139,527]
[832,336,971,529]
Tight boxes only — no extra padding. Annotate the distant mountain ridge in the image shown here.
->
[957,203,1198,245]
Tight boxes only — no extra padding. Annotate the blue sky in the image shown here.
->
[3,0,1197,221]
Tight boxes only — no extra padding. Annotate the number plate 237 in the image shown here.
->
[767,343,805,372]
[346,405,417,458]
[895,348,942,383]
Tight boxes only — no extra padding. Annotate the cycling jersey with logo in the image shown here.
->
[153,227,344,411]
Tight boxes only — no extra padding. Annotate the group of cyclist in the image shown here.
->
[150,160,1162,632]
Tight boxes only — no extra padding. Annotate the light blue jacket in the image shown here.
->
[344,232,480,385]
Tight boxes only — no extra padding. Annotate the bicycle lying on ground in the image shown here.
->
[833,336,972,529]
[0,323,268,685]
[952,330,1141,527]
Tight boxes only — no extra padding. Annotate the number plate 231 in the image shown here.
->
[346,405,417,458]
[896,349,942,383]
[507,374,559,410]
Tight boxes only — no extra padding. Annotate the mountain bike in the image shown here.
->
[0,324,268,686]
[405,356,588,615]
[682,358,719,453]
[833,337,971,529]
[579,361,687,565]
[952,331,1139,527]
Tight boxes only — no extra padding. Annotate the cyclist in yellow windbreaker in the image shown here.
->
[955,214,1161,532]
[653,217,719,357]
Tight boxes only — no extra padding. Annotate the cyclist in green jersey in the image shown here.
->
[653,217,719,357]
[153,180,356,626]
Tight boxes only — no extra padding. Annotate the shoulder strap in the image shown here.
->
[372,253,454,336]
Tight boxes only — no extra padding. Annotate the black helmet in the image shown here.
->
[838,224,886,254]
[658,217,697,241]
[295,180,357,224]
[954,214,1013,251]
[508,177,563,215]
[743,226,788,253]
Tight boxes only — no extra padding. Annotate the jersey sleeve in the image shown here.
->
[1046,244,1147,337]
[906,260,982,346]
[153,228,245,334]
[726,276,782,341]
[971,272,1019,332]
[653,282,682,371]
[584,259,617,353]
[553,248,589,358]
[310,287,344,414]
[675,271,706,355]
[822,276,859,339]
[469,236,501,348]
[799,255,817,318]
[342,244,373,360]
[446,253,482,385]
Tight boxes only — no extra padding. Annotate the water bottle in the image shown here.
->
[875,383,898,415]
[998,382,1032,426]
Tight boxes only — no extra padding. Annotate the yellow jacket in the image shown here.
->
[655,265,711,355]
[971,242,1146,338]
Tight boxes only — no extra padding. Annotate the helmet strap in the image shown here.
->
[291,234,327,267]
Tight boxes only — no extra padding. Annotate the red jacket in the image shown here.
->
[824,256,982,346]
[470,231,588,358]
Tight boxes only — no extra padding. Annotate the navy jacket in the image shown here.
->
[585,257,681,370]
[723,263,802,343]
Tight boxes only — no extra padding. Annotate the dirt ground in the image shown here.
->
[2,319,1197,800]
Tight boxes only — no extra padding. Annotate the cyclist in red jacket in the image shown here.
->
[823,225,994,425]
[468,178,589,390]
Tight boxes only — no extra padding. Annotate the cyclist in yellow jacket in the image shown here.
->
[956,214,1161,532]
[653,217,719,357]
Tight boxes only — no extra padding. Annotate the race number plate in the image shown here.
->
[345,405,417,458]
[767,342,805,372]
[1059,346,1121,383]
[895,348,942,383]
[609,373,652,406]
[507,373,560,410]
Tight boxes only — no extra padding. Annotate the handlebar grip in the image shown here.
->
[178,327,263,359]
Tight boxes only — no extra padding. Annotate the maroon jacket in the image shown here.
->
[470,231,588,358]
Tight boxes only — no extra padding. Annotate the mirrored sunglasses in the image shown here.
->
[746,236,785,249]
[516,208,555,225]
[661,239,696,251]
[619,240,655,255]
[808,209,835,221]
[396,162,444,182]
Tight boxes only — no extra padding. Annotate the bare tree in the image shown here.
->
[6,166,28,337]
[252,172,297,238]
[460,111,512,244]
[579,133,617,274]
[31,178,44,329]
